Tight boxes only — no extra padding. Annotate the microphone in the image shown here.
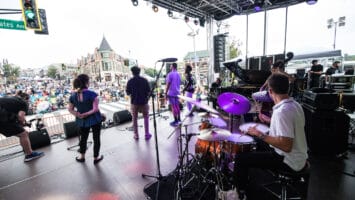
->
[157,58,178,62]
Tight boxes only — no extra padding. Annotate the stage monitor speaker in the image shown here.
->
[113,110,132,125]
[63,121,79,138]
[29,129,51,150]
[303,106,349,156]
[341,93,355,112]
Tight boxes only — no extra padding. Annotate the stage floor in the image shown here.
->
[0,110,354,200]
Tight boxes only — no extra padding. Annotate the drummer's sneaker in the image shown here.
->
[24,151,44,162]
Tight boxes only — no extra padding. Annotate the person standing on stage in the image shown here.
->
[0,91,44,162]
[166,62,181,126]
[68,74,104,164]
[182,64,195,116]
[308,60,323,88]
[325,61,341,82]
[126,66,152,140]
[210,77,221,109]
[234,73,308,199]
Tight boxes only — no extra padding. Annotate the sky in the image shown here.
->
[0,0,354,69]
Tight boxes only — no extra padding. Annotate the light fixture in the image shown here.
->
[338,16,346,26]
[306,0,317,5]
[131,0,138,6]
[199,17,205,27]
[254,0,264,12]
[167,10,173,17]
[184,16,189,23]
[152,5,158,12]
[193,19,199,26]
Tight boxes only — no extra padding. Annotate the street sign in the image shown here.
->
[0,18,25,30]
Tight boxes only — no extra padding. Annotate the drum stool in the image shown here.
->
[262,162,310,200]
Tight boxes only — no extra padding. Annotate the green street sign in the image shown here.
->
[0,18,25,30]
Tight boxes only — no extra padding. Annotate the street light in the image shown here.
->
[327,16,346,50]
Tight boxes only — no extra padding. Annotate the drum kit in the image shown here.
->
[171,92,269,199]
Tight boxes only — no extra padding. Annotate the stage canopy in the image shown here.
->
[136,0,311,21]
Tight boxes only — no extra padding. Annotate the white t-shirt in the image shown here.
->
[269,98,308,171]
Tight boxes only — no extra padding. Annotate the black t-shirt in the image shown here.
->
[325,67,338,76]
[0,96,28,114]
[310,64,323,79]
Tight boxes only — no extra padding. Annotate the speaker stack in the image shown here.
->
[302,88,350,156]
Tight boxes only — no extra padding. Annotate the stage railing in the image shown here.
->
[0,113,75,149]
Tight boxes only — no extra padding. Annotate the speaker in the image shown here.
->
[303,106,349,155]
[113,110,132,125]
[341,93,355,112]
[63,121,79,138]
[28,129,51,150]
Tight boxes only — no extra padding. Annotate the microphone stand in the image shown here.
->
[142,61,167,200]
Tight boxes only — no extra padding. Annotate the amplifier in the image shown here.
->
[302,88,339,110]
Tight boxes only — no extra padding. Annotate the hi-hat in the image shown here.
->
[198,112,226,127]
[198,128,231,141]
[217,92,251,115]
[178,95,218,114]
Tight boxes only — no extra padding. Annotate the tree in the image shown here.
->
[2,64,20,84]
[145,68,157,77]
[47,65,58,79]
[229,38,242,59]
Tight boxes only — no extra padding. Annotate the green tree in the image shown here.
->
[47,65,58,79]
[145,68,157,77]
[2,64,20,84]
[229,39,242,59]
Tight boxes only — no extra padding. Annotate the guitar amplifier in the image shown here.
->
[302,88,339,110]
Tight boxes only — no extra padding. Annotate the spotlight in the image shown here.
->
[184,16,189,23]
[167,10,173,17]
[131,0,138,6]
[152,5,158,12]
[306,0,317,5]
[193,19,199,26]
[199,18,205,27]
[254,0,263,12]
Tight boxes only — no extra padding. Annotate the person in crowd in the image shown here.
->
[325,61,341,82]
[210,77,222,109]
[182,64,195,116]
[126,66,152,140]
[308,60,323,89]
[68,74,104,164]
[0,90,44,162]
[166,62,181,126]
[234,73,308,199]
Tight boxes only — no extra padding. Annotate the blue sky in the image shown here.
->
[0,0,354,69]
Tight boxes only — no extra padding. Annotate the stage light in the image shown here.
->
[199,17,205,27]
[254,0,264,12]
[306,0,317,5]
[131,0,138,6]
[167,10,173,17]
[193,19,199,26]
[152,5,158,12]
[184,16,189,23]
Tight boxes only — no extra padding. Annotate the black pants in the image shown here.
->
[234,138,295,191]
[78,123,101,157]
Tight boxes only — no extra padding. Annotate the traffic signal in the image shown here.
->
[20,0,42,30]
[213,34,226,73]
[35,9,49,35]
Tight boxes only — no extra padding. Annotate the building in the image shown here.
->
[183,50,209,85]
[77,36,128,85]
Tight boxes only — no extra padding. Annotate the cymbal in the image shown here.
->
[178,95,218,114]
[239,122,269,135]
[217,92,251,115]
[198,112,227,128]
[198,128,231,141]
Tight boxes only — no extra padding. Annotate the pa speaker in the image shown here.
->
[63,121,79,138]
[29,129,51,150]
[303,106,349,156]
[113,110,132,125]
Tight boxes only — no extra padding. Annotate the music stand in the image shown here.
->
[142,60,170,200]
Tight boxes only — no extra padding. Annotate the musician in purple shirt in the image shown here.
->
[165,63,181,126]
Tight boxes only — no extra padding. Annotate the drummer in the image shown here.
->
[234,73,308,199]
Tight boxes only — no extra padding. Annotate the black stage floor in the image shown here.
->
[0,111,354,200]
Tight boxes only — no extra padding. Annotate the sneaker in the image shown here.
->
[133,134,139,140]
[145,134,152,140]
[169,121,177,126]
[24,151,44,162]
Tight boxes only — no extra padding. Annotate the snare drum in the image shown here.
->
[223,133,255,155]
